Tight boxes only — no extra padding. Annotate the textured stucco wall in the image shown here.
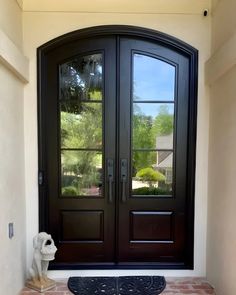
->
[207,0,236,293]
[0,0,26,294]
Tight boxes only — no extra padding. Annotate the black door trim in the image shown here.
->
[38,25,198,270]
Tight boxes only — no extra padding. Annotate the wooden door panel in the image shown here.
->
[42,36,117,264]
[130,211,174,242]
[118,37,191,264]
[61,210,104,241]
[55,242,110,263]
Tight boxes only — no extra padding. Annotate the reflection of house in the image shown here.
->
[155,134,173,185]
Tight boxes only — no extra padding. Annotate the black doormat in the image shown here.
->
[68,276,166,295]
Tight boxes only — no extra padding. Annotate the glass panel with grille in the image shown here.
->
[132,54,175,196]
[59,53,103,197]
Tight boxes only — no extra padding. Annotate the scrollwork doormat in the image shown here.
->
[68,276,166,295]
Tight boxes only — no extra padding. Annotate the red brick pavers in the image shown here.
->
[20,277,215,295]
[163,278,215,294]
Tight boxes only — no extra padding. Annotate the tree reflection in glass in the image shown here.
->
[61,151,102,196]
[59,53,103,197]
[61,103,102,149]
[60,53,102,102]
[132,104,174,196]
[132,53,175,196]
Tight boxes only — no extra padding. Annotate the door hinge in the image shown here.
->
[38,170,44,186]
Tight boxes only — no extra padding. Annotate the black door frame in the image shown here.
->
[37,25,198,270]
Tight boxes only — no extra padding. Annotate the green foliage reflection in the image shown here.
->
[132,104,174,195]
[61,102,102,149]
[60,101,102,196]
[136,167,165,187]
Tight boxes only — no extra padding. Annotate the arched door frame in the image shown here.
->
[37,25,198,269]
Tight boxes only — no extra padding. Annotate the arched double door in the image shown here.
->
[38,26,198,269]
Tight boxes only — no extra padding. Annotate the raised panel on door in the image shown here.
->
[118,37,190,265]
[42,37,117,264]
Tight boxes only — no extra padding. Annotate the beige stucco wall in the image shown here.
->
[207,0,236,294]
[0,0,26,294]
[23,5,211,278]
[212,0,236,51]
[0,0,22,48]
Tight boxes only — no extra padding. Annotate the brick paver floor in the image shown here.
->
[20,277,215,294]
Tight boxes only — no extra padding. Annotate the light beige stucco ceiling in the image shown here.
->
[20,0,210,14]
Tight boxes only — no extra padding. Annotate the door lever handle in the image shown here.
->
[107,159,114,203]
[120,159,127,203]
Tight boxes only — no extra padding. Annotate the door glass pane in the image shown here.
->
[132,53,175,197]
[59,53,103,197]
[133,103,174,149]
[61,151,102,197]
[61,102,102,149]
[60,53,103,101]
[132,151,173,196]
[133,54,175,101]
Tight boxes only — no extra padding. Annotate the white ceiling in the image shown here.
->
[20,0,211,14]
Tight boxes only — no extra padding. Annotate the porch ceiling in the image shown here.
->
[21,0,210,14]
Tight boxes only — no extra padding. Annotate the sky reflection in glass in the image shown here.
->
[133,54,175,101]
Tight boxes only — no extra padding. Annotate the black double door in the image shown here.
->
[40,32,193,268]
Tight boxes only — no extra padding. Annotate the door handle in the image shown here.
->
[107,159,114,203]
[120,159,127,203]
